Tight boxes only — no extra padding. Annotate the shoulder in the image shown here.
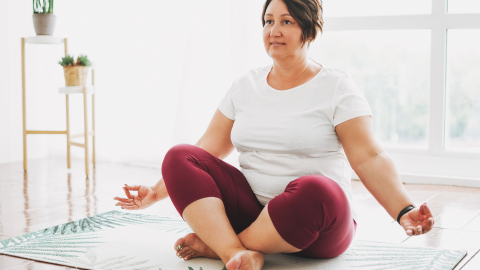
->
[231,64,271,91]
[247,64,271,78]
[319,65,361,93]
[319,65,352,82]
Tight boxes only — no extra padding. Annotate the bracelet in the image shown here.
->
[397,205,414,224]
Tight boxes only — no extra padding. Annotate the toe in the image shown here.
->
[174,240,184,252]
[182,251,195,261]
[174,233,196,253]
[178,246,191,257]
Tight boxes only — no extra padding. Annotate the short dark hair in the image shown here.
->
[261,0,324,49]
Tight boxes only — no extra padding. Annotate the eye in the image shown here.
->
[284,20,292,24]
[266,20,273,24]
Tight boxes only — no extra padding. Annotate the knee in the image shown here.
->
[288,175,346,204]
[162,144,197,173]
[164,144,196,161]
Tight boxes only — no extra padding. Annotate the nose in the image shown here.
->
[270,22,281,37]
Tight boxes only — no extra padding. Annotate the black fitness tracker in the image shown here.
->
[397,205,415,224]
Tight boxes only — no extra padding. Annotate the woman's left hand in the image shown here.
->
[399,203,434,236]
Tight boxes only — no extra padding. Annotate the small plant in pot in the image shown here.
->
[59,55,92,86]
[33,0,56,35]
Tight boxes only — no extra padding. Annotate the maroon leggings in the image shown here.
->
[161,144,356,258]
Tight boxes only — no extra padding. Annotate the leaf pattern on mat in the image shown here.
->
[0,211,468,270]
[344,241,467,269]
[145,217,194,235]
[0,211,170,250]
[0,211,175,262]
[61,247,163,270]
[0,232,105,259]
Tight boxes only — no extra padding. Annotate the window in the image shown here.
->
[311,30,431,148]
[445,29,480,152]
[448,0,480,13]
[323,0,431,17]
[314,0,480,179]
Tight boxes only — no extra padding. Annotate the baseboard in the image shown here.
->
[351,171,480,188]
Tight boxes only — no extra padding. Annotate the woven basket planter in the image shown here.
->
[63,66,89,86]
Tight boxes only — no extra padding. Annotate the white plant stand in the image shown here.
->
[22,36,96,177]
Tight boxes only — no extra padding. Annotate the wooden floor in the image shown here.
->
[1,158,480,269]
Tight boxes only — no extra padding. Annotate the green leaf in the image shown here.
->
[76,55,92,66]
[48,0,53,13]
[58,55,74,67]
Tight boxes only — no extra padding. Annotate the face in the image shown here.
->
[263,0,307,61]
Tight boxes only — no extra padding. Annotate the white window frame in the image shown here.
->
[323,0,480,183]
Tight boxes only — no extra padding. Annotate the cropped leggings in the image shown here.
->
[161,144,356,258]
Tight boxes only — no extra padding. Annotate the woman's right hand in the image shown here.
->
[114,184,159,210]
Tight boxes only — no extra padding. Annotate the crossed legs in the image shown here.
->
[161,144,355,268]
[179,197,298,268]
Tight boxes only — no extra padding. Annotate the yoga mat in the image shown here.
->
[0,211,467,270]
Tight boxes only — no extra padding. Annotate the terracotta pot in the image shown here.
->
[32,14,56,35]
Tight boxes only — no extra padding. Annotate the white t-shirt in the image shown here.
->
[217,63,373,222]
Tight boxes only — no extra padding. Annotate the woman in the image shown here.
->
[114,0,435,269]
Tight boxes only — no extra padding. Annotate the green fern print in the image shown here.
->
[0,211,467,270]
[0,211,192,269]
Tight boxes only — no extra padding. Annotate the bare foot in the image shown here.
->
[174,233,220,261]
[226,249,264,270]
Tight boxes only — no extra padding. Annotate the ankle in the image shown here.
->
[222,247,247,263]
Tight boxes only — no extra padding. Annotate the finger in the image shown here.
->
[423,217,435,233]
[424,217,434,227]
[121,205,140,210]
[421,203,434,219]
[115,202,137,207]
[415,225,422,235]
[404,225,416,235]
[125,184,141,191]
[123,187,134,199]
[114,197,134,203]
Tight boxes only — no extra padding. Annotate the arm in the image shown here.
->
[152,109,235,200]
[335,115,434,235]
[335,115,413,219]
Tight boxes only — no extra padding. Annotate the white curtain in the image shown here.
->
[0,0,272,170]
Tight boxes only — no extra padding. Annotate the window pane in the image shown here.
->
[323,0,431,17]
[448,0,480,13]
[310,30,431,148]
[445,30,480,152]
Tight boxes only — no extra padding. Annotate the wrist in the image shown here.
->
[397,205,415,224]
[152,178,169,201]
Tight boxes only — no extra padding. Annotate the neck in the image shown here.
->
[271,56,310,82]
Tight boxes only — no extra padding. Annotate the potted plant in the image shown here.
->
[59,55,92,86]
[32,0,56,35]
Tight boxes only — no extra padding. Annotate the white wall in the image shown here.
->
[0,0,10,164]
[0,0,271,170]
[1,0,479,183]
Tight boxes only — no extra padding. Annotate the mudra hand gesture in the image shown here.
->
[399,202,434,236]
[114,184,159,210]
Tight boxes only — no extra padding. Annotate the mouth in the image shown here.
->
[271,43,285,46]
